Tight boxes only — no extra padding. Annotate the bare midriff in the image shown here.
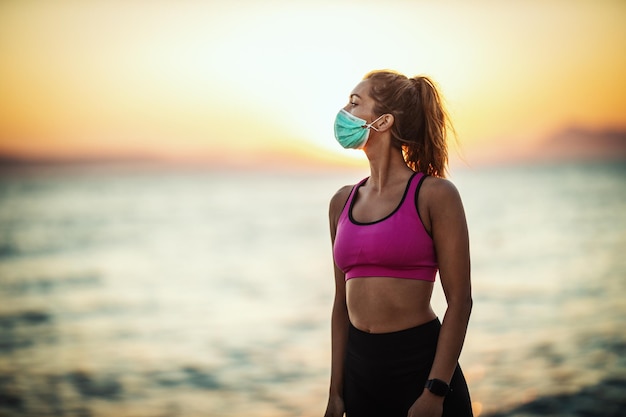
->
[346,277,437,334]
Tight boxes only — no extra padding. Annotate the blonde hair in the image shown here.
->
[364,70,452,177]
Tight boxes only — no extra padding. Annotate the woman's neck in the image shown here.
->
[364,145,413,193]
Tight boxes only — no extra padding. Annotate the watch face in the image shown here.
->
[426,379,449,396]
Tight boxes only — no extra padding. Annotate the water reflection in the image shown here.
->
[0,163,624,416]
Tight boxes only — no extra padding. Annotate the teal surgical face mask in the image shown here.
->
[333,109,385,149]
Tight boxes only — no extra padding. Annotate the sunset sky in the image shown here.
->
[1,0,625,168]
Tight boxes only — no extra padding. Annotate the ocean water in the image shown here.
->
[0,161,624,416]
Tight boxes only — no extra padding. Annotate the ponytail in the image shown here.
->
[364,70,452,178]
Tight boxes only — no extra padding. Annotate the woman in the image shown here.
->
[324,70,473,417]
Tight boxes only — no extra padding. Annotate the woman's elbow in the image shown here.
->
[449,294,473,318]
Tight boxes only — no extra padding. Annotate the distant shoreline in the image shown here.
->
[1,125,625,173]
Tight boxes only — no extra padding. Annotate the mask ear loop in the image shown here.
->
[364,114,386,132]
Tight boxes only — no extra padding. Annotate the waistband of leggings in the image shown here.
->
[348,317,440,342]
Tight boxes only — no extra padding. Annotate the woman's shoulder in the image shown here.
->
[421,175,463,205]
[328,183,357,221]
[329,184,354,209]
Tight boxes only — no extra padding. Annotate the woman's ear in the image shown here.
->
[375,114,394,132]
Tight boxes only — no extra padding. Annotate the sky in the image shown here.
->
[1,0,625,168]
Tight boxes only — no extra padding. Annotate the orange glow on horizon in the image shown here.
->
[1,1,625,168]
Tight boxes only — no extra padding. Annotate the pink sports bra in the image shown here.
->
[333,172,438,281]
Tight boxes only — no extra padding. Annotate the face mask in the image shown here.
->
[333,109,385,149]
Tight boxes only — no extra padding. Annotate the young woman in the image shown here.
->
[324,70,473,417]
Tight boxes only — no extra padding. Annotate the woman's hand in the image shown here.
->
[323,395,345,417]
[407,390,444,417]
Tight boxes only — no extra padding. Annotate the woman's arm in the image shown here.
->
[325,263,349,415]
[410,178,472,416]
[324,186,352,417]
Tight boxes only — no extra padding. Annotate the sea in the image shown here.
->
[0,161,624,417]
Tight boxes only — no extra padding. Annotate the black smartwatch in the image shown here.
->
[425,379,450,396]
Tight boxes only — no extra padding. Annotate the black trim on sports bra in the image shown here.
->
[414,174,433,239]
[349,172,418,226]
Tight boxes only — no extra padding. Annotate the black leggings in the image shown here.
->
[344,319,473,417]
